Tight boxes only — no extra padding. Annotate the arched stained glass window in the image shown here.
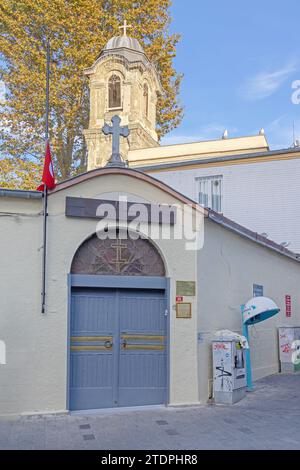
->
[71,232,165,277]
[108,74,121,109]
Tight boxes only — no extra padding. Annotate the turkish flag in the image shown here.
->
[37,141,56,191]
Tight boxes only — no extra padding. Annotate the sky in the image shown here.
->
[161,0,300,149]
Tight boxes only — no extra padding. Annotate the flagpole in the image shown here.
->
[41,38,50,314]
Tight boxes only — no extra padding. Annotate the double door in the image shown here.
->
[69,287,167,410]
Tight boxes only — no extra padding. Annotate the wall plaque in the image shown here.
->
[176,302,192,319]
[176,281,196,297]
[253,284,263,297]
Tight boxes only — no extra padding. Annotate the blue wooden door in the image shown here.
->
[69,288,117,410]
[119,289,167,407]
[69,287,167,410]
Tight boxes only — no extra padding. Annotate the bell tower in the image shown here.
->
[84,22,162,170]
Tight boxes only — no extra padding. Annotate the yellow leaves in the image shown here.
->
[0,158,42,190]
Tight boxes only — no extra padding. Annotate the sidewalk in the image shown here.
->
[0,373,299,450]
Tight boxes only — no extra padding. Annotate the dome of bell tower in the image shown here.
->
[104,35,144,53]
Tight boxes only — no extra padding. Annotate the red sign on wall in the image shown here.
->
[285,295,292,318]
[176,296,183,302]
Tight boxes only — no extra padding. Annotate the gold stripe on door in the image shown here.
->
[121,335,165,342]
[71,336,113,342]
[122,344,165,351]
[70,345,112,351]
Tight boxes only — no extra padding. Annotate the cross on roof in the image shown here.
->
[119,19,132,37]
[102,115,130,167]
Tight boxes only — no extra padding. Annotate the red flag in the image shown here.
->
[37,141,56,191]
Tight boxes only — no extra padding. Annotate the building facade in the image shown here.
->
[0,168,300,415]
[1,30,300,416]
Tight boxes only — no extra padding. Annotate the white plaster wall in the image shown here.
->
[2,174,299,414]
[0,173,199,415]
[197,220,300,403]
[153,158,300,253]
[0,197,47,413]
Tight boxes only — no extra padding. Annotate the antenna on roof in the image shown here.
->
[290,121,300,148]
[222,129,228,139]
[293,120,295,146]
[290,120,300,147]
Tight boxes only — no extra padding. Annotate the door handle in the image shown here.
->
[121,339,127,349]
[104,340,113,349]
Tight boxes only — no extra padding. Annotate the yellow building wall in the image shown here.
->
[128,135,269,167]
[1,170,300,414]
[0,174,200,415]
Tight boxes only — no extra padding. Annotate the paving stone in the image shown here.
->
[79,424,91,430]
[83,434,95,441]
[0,374,299,449]
[166,429,179,436]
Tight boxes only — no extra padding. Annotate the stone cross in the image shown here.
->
[119,19,132,37]
[102,115,130,167]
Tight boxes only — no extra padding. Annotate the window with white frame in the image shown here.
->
[197,175,223,212]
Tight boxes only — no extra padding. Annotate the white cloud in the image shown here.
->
[161,124,238,146]
[241,62,298,101]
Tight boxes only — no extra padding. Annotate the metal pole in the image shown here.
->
[241,305,253,391]
[41,38,50,314]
